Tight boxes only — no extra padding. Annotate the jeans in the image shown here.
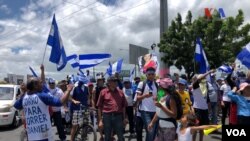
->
[52,111,66,140]
[222,101,231,125]
[210,102,218,124]
[126,106,135,134]
[141,111,157,141]
[103,113,124,141]
[135,116,144,141]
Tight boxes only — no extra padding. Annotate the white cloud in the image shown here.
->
[0,0,250,80]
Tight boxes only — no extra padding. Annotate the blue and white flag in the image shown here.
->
[195,38,209,73]
[47,14,67,71]
[28,66,49,93]
[107,59,123,76]
[218,65,232,73]
[237,42,250,69]
[129,67,135,82]
[67,54,79,68]
[79,53,111,69]
[29,66,38,77]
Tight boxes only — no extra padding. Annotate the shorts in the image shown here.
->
[194,108,209,125]
[71,110,83,125]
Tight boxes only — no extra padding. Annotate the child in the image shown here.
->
[177,113,218,141]
[228,83,250,124]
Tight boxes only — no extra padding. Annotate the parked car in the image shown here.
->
[0,84,21,127]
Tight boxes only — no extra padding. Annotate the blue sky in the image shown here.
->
[0,0,250,80]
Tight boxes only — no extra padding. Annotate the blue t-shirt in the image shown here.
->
[228,91,250,117]
[70,86,89,111]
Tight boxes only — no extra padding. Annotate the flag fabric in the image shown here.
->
[79,53,111,69]
[107,59,123,76]
[237,42,250,69]
[29,66,38,77]
[195,38,209,74]
[129,67,135,82]
[218,65,232,73]
[47,14,67,71]
[67,54,79,68]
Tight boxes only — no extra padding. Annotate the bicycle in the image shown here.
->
[73,104,97,141]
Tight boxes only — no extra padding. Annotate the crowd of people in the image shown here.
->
[14,63,250,141]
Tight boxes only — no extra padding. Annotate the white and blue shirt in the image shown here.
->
[14,92,62,141]
[49,87,64,112]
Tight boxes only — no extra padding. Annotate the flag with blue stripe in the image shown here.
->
[218,65,232,73]
[195,38,209,73]
[107,59,123,76]
[79,53,111,69]
[237,42,250,69]
[47,14,67,71]
[28,66,49,93]
[67,54,79,68]
[130,67,135,82]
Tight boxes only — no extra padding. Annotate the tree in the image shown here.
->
[158,10,250,79]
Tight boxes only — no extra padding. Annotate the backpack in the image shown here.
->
[166,93,183,120]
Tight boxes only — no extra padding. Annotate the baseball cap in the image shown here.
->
[48,78,55,84]
[178,79,187,85]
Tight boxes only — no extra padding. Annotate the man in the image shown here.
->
[177,78,193,115]
[14,66,73,141]
[123,79,135,137]
[48,78,66,141]
[97,76,128,141]
[136,67,158,141]
[192,69,215,141]
[92,75,106,141]
[70,75,90,141]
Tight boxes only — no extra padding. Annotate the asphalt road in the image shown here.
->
[0,124,221,141]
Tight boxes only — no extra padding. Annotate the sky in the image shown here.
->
[0,0,250,81]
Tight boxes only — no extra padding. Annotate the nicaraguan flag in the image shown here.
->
[47,14,67,71]
[195,38,209,73]
[67,54,79,68]
[129,67,135,82]
[237,42,250,69]
[107,59,123,76]
[28,66,49,93]
[218,65,232,73]
[79,53,111,69]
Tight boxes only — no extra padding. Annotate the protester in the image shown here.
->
[133,92,144,141]
[14,75,73,141]
[97,75,128,141]
[191,69,215,141]
[69,75,90,141]
[123,79,135,137]
[220,79,232,125]
[177,113,218,141]
[48,78,67,141]
[228,84,250,124]
[92,75,106,141]
[148,78,177,141]
[136,67,158,141]
[177,78,194,115]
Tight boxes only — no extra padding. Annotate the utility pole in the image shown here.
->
[159,0,168,77]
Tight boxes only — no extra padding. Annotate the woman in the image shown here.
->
[148,78,177,141]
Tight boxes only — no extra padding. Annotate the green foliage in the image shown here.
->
[158,10,250,79]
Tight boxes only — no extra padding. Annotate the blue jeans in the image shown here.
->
[210,102,218,124]
[103,113,124,141]
[141,111,158,141]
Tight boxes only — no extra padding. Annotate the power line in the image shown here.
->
[0,0,87,39]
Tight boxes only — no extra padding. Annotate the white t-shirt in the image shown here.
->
[136,81,157,112]
[123,88,134,106]
[192,87,208,110]
[220,84,231,102]
[49,87,64,112]
[156,97,175,128]
[177,127,192,141]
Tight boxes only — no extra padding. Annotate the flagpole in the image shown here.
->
[42,44,48,65]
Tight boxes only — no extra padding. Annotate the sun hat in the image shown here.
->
[159,78,174,89]
[238,82,250,92]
